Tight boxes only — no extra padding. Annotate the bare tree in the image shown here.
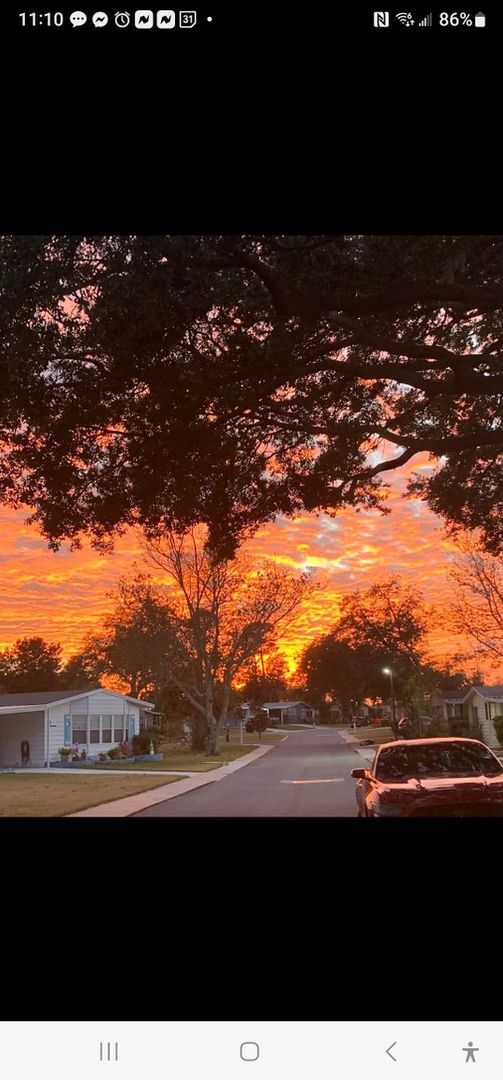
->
[450,537,503,664]
[143,528,314,754]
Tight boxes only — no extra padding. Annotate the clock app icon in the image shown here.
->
[115,11,130,26]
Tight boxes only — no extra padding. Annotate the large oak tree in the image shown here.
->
[2,235,503,556]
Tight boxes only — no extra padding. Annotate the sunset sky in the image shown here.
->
[0,449,496,682]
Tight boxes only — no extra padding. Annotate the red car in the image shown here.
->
[351,737,503,817]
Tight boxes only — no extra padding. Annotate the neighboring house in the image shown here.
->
[430,686,503,748]
[139,708,164,730]
[430,693,467,723]
[261,701,316,725]
[0,688,155,768]
[465,686,503,748]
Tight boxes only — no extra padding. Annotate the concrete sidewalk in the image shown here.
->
[336,728,377,764]
[67,743,274,817]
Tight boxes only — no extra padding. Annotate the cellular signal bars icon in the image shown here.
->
[419,12,432,25]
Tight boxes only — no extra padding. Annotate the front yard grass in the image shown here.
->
[349,726,394,745]
[0,773,185,817]
[93,732,285,772]
[94,742,252,772]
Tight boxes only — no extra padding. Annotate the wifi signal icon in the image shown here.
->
[396,11,414,24]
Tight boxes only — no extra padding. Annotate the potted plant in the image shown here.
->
[58,746,71,763]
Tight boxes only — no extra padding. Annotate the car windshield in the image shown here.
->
[375,743,503,782]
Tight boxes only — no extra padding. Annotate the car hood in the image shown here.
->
[375,774,503,805]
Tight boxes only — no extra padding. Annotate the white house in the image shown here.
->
[430,685,503,749]
[0,688,155,768]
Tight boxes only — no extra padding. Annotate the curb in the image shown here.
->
[336,728,378,763]
[66,743,274,817]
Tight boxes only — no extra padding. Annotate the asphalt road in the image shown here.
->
[133,728,366,817]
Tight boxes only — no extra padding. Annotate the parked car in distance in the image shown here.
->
[351,737,503,817]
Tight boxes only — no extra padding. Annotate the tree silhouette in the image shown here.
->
[2,236,503,557]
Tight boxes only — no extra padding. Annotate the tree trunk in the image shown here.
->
[191,713,208,752]
[206,721,219,756]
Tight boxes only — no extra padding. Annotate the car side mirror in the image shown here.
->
[351,768,369,779]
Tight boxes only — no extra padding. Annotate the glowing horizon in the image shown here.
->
[0,452,499,683]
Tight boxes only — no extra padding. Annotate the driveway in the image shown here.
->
[133,728,365,816]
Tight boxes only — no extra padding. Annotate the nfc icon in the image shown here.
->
[373,11,390,26]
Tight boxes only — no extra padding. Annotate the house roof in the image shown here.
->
[262,701,311,710]
[437,685,503,705]
[472,685,503,700]
[0,688,155,710]
[0,688,102,707]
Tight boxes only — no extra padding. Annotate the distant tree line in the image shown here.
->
[296,577,479,725]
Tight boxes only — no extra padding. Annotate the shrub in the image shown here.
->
[107,747,121,760]
[132,729,163,755]
[449,717,483,741]
[492,716,503,746]
[58,747,71,758]
[449,717,471,737]
[245,711,269,735]
[98,752,109,762]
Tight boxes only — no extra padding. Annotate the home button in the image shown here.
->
[240,1043,260,1062]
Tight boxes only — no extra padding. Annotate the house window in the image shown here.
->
[90,714,100,743]
[113,715,125,743]
[102,715,112,742]
[72,715,87,744]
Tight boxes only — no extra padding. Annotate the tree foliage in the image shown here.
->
[334,577,429,663]
[240,650,289,705]
[0,636,62,692]
[2,236,503,557]
[62,574,176,699]
[299,577,430,714]
[143,528,313,753]
[450,537,503,664]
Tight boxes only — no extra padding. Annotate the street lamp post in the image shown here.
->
[383,668,397,738]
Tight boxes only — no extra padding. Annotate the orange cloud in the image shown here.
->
[0,452,497,682]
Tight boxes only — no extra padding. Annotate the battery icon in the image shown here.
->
[474,12,486,26]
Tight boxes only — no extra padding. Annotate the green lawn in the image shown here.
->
[0,773,185,817]
[93,732,285,772]
[94,743,252,772]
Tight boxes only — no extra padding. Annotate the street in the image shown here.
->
[133,728,365,817]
